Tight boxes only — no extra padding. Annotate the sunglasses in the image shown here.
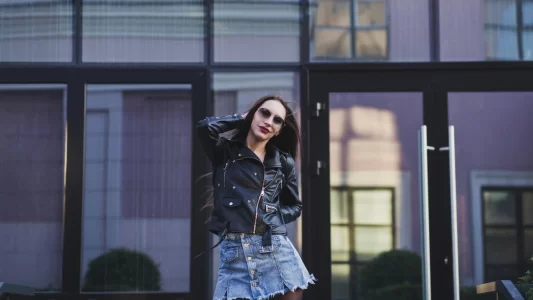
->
[258,107,285,126]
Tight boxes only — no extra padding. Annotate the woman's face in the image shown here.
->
[249,100,287,142]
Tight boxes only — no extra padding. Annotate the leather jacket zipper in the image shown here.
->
[223,160,230,187]
[226,155,279,234]
[253,168,279,234]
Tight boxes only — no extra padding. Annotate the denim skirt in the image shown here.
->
[213,233,316,300]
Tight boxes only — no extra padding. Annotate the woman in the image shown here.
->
[196,95,316,300]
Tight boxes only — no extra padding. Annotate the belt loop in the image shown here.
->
[262,226,272,247]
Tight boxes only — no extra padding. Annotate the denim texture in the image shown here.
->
[213,233,316,300]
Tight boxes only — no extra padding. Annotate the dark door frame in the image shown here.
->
[300,62,533,300]
[0,67,210,300]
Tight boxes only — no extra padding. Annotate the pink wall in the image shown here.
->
[329,92,424,254]
[449,92,533,284]
[120,92,192,219]
[0,90,65,290]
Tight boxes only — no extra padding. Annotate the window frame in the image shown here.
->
[484,0,531,60]
[330,186,396,300]
[311,0,390,61]
[482,186,533,282]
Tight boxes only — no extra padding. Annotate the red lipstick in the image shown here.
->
[259,126,270,134]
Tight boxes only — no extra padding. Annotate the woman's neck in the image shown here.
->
[246,132,268,159]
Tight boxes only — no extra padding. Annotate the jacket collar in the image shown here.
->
[225,136,282,168]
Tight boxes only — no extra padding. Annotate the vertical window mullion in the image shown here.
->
[348,189,357,299]
[516,189,525,275]
[516,0,524,59]
[351,0,357,58]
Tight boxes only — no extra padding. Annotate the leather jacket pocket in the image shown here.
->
[222,197,242,208]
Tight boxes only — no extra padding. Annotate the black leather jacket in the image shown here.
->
[196,114,302,246]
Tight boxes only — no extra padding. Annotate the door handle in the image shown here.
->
[418,125,433,300]
[310,102,325,118]
[312,160,327,176]
[439,126,460,300]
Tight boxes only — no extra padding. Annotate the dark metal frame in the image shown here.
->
[0,67,210,300]
[481,187,533,282]
[301,62,533,300]
[3,1,533,300]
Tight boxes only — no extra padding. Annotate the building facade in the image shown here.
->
[0,0,532,300]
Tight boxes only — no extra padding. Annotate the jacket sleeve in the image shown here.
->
[279,154,303,224]
[196,114,244,163]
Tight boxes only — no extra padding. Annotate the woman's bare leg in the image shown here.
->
[277,289,303,300]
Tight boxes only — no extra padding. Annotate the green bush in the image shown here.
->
[525,287,533,300]
[358,249,422,298]
[82,248,161,292]
[369,283,422,300]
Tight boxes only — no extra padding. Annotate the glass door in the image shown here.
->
[445,90,533,299]
[303,69,448,300]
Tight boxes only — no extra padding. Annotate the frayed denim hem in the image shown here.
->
[213,275,317,300]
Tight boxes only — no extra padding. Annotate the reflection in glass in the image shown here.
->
[213,2,300,62]
[81,84,192,292]
[484,229,517,264]
[448,92,533,287]
[331,227,351,261]
[523,192,533,225]
[354,227,393,262]
[312,0,389,60]
[0,84,66,291]
[331,190,350,224]
[525,229,533,260]
[331,264,350,300]
[329,92,424,300]
[356,2,387,26]
[0,0,73,62]
[82,0,204,62]
[483,191,516,225]
[353,190,392,225]
[443,0,533,61]
[355,29,387,58]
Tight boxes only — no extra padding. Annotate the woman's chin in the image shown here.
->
[252,130,271,141]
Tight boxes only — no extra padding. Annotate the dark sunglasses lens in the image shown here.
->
[260,108,271,117]
[274,117,284,125]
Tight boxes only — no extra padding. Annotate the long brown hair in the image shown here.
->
[198,95,301,213]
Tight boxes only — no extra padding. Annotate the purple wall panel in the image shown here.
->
[120,92,192,219]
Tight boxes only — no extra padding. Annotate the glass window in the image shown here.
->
[481,188,533,282]
[213,1,300,62]
[310,0,429,61]
[312,0,389,60]
[82,0,204,63]
[330,187,396,300]
[448,92,533,286]
[0,84,66,292]
[211,71,301,291]
[328,91,424,300]
[484,228,517,264]
[523,192,533,225]
[483,190,516,225]
[440,0,533,61]
[81,84,192,293]
[0,0,73,62]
